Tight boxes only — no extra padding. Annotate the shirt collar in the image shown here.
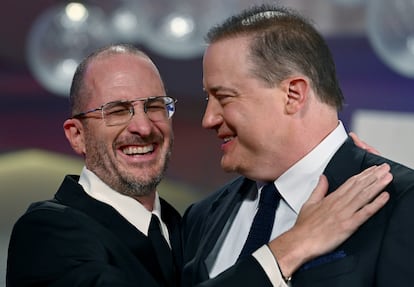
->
[78,167,162,236]
[275,121,348,214]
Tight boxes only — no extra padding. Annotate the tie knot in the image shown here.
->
[149,214,162,232]
[259,183,280,207]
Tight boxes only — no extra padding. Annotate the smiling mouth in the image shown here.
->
[223,137,234,143]
[122,145,154,155]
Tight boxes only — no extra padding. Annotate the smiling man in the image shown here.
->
[6,44,182,287]
[182,4,414,287]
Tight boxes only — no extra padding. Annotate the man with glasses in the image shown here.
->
[7,44,181,287]
[6,43,392,287]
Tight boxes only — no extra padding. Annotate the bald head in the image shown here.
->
[69,44,159,116]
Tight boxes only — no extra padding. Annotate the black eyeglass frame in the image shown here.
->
[71,96,177,126]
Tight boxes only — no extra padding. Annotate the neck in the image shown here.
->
[258,106,339,181]
[133,193,156,211]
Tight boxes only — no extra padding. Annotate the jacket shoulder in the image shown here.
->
[183,176,246,221]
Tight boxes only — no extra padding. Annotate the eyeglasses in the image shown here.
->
[72,96,177,126]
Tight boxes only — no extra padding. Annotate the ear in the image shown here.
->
[284,77,310,114]
[63,118,86,156]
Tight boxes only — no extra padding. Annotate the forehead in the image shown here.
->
[204,36,250,64]
[85,53,165,104]
[203,36,254,88]
[88,53,160,82]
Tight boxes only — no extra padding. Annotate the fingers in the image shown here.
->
[329,164,380,198]
[349,132,380,155]
[344,163,392,212]
[303,163,391,217]
[349,132,366,148]
[351,191,390,225]
[322,163,392,236]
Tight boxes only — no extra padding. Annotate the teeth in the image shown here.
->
[122,145,154,155]
[223,137,233,143]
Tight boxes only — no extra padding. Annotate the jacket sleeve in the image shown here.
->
[194,256,275,287]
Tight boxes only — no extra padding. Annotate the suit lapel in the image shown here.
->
[195,177,256,279]
[55,176,148,249]
[323,137,366,193]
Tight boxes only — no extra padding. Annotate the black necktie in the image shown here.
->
[148,214,176,286]
[239,183,281,259]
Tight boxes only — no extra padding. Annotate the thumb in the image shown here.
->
[307,175,329,204]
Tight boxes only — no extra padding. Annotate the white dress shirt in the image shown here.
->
[78,167,170,245]
[209,122,348,286]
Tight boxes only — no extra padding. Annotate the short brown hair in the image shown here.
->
[206,4,344,110]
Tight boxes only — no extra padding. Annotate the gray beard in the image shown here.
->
[115,145,171,197]
[117,169,165,197]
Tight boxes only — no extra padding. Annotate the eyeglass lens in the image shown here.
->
[102,97,175,126]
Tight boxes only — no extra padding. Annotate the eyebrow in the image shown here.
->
[204,86,238,95]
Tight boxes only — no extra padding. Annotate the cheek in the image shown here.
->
[85,128,114,152]
[156,121,173,139]
[239,114,275,150]
[221,105,244,128]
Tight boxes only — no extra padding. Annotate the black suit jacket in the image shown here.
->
[182,177,272,287]
[6,175,183,287]
[182,137,414,287]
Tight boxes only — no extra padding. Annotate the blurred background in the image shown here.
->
[1,0,414,284]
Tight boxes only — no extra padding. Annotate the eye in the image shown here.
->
[104,102,131,116]
[215,93,234,104]
[146,98,167,111]
[210,88,237,104]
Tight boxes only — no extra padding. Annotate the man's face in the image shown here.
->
[79,53,173,196]
[202,36,293,181]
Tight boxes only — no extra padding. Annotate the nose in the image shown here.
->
[126,104,153,135]
[202,97,223,130]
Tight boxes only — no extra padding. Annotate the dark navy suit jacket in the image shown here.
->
[182,137,414,286]
[7,175,183,287]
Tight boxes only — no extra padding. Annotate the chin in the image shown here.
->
[220,160,238,174]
